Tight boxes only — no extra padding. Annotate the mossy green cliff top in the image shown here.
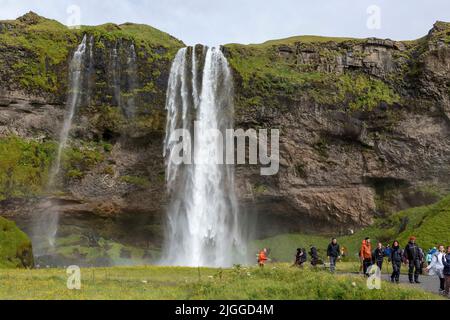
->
[224,21,450,113]
[0,11,184,98]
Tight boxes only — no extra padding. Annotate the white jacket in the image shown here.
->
[427,252,445,278]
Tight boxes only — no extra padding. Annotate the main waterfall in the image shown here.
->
[163,46,246,267]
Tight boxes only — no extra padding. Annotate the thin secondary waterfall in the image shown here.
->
[111,43,122,111]
[163,46,246,267]
[86,35,95,106]
[50,35,87,184]
[32,36,87,256]
[125,44,138,118]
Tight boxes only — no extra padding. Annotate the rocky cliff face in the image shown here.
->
[225,22,450,236]
[0,13,449,264]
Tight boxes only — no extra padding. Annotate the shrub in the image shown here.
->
[0,217,34,268]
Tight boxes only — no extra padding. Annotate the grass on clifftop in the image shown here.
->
[79,22,183,56]
[240,35,360,47]
[252,195,450,262]
[0,264,440,300]
[0,12,183,94]
[225,41,400,111]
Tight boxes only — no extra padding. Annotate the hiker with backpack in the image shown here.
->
[359,237,372,276]
[404,236,422,284]
[309,246,320,267]
[293,248,307,268]
[426,245,446,295]
[327,238,341,273]
[441,246,450,297]
[390,240,403,284]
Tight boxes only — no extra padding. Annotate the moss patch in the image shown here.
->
[0,136,56,200]
[0,12,184,97]
[0,217,34,268]
[225,42,400,111]
[62,142,106,180]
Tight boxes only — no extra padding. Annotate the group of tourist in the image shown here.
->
[257,236,450,297]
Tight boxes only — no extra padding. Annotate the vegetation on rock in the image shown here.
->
[0,136,56,200]
[0,217,33,268]
[225,38,401,112]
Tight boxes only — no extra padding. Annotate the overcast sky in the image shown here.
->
[1,0,450,46]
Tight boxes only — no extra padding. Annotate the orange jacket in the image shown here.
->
[359,240,372,260]
[258,251,268,263]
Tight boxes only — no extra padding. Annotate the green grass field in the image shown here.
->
[0,263,442,300]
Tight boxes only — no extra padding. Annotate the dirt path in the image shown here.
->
[341,271,447,297]
[380,273,441,295]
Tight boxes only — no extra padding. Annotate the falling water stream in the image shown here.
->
[32,36,87,256]
[163,47,246,267]
[124,44,138,118]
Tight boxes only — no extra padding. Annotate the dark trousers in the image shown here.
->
[408,259,421,282]
[376,260,383,271]
[363,259,372,276]
[439,277,445,291]
[445,275,450,295]
[329,256,337,273]
[391,262,401,282]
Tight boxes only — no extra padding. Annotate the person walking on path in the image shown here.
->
[373,242,385,271]
[359,237,372,276]
[442,246,450,297]
[258,248,269,268]
[327,238,340,273]
[418,247,425,275]
[426,245,446,295]
[404,236,422,284]
[390,240,403,284]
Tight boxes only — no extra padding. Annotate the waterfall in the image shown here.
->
[50,35,87,184]
[110,42,138,118]
[32,35,87,256]
[125,44,138,118]
[162,46,246,267]
[111,43,122,111]
[86,35,95,106]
